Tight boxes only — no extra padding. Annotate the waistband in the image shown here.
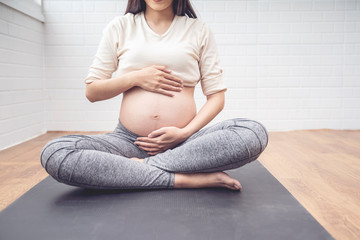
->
[115,120,141,139]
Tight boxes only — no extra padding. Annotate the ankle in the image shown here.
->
[173,173,188,188]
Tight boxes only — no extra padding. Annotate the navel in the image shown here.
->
[152,115,160,120]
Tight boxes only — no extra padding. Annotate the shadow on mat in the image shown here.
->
[52,185,242,211]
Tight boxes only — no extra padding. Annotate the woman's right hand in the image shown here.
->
[132,65,183,97]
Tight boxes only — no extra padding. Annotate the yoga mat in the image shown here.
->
[0,161,333,240]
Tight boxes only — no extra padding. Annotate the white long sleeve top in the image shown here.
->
[84,11,226,96]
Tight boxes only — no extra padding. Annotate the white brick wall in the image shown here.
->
[0,3,46,150]
[1,0,360,150]
[42,0,360,132]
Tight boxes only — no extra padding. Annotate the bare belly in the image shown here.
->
[119,87,197,137]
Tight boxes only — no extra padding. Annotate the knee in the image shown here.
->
[40,136,77,180]
[247,119,268,151]
[232,118,269,155]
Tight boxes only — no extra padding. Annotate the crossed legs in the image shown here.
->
[40,118,268,191]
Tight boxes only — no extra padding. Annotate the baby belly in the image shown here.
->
[119,87,197,137]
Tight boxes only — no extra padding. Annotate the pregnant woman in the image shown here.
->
[40,0,268,191]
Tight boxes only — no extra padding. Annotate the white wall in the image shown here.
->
[42,0,360,132]
[43,0,125,131]
[0,3,46,150]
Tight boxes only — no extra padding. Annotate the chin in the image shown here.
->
[146,0,173,11]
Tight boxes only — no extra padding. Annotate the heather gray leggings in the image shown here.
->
[40,118,268,189]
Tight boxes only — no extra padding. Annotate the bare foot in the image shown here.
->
[174,172,242,191]
[130,157,143,163]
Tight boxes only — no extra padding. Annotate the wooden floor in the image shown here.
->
[0,130,359,240]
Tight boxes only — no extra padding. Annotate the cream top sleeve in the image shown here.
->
[199,23,227,96]
[84,19,119,84]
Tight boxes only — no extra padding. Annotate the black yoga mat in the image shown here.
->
[0,161,333,240]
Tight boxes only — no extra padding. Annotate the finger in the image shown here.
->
[134,141,159,148]
[161,85,182,93]
[161,77,183,88]
[153,65,171,73]
[137,137,164,144]
[159,78,183,91]
[136,137,158,143]
[148,128,166,138]
[138,146,161,152]
[163,73,183,85]
[156,88,174,97]
[148,151,162,156]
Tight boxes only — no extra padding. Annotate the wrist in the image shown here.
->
[125,70,140,88]
[181,127,194,140]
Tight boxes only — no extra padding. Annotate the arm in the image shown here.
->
[182,90,225,138]
[85,72,135,103]
[180,22,227,138]
[85,65,184,102]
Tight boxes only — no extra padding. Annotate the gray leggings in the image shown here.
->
[40,118,268,189]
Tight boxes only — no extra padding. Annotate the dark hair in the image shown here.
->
[125,0,197,18]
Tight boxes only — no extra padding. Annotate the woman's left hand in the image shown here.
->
[134,127,188,155]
